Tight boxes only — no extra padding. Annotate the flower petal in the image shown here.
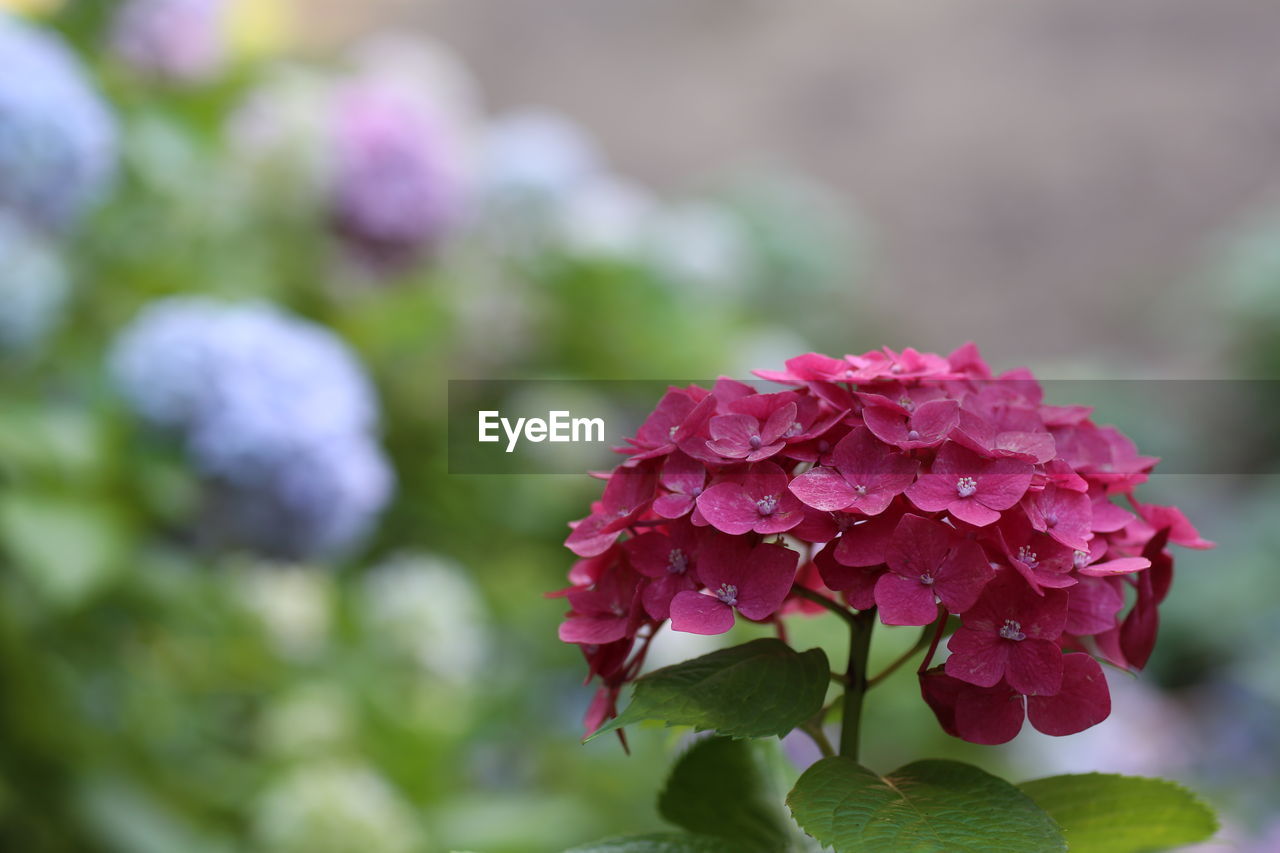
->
[874,573,939,626]
[1026,654,1111,735]
[669,592,735,635]
[695,483,759,536]
[1005,638,1064,696]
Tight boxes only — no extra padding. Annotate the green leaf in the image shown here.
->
[564,833,743,853]
[1019,773,1217,852]
[658,737,791,852]
[591,639,829,741]
[0,494,128,608]
[787,757,1066,853]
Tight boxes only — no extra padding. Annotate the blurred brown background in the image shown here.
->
[303,0,1280,374]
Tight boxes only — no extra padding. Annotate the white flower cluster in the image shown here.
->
[360,552,490,684]
[252,761,424,853]
[111,296,393,558]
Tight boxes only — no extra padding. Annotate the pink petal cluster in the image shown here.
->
[554,343,1211,744]
[331,80,470,271]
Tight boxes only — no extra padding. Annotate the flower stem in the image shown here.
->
[917,609,950,674]
[866,608,944,689]
[800,720,836,758]
[789,584,858,627]
[839,607,877,761]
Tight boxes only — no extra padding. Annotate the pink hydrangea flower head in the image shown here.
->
[875,514,994,626]
[696,461,805,536]
[705,400,797,462]
[622,519,703,620]
[651,450,707,519]
[564,465,658,557]
[921,653,1110,745]
[555,341,1210,741]
[863,397,960,451]
[557,564,643,645]
[906,441,1034,526]
[669,539,798,635]
[945,570,1069,695]
[753,351,860,385]
[1024,484,1094,552]
[813,540,880,610]
[993,511,1078,592]
[789,426,917,516]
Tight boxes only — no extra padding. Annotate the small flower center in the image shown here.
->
[1017,545,1038,567]
[716,583,739,606]
[749,434,763,450]
[956,477,978,498]
[919,572,935,585]
[898,396,915,411]
[1045,512,1059,528]
[668,425,679,440]
[756,495,778,516]
[1073,549,1090,568]
[667,548,688,574]
[785,421,804,438]
[906,429,922,441]
[852,483,868,496]
[999,619,1026,642]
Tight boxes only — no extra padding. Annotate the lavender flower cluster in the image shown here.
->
[111,297,394,559]
[108,0,228,83]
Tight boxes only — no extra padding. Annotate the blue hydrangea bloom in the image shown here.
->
[111,297,393,559]
[0,13,118,232]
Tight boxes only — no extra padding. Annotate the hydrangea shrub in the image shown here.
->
[0,12,117,233]
[557,343,1219,853]
[110,296,393,559]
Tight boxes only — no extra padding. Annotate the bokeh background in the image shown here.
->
[1,1,1278,851]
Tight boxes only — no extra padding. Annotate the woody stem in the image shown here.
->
[839,607,877,761]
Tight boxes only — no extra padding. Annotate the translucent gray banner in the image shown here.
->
[446,379,1280,475]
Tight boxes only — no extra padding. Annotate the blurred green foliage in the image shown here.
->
[0,3,1276,852]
